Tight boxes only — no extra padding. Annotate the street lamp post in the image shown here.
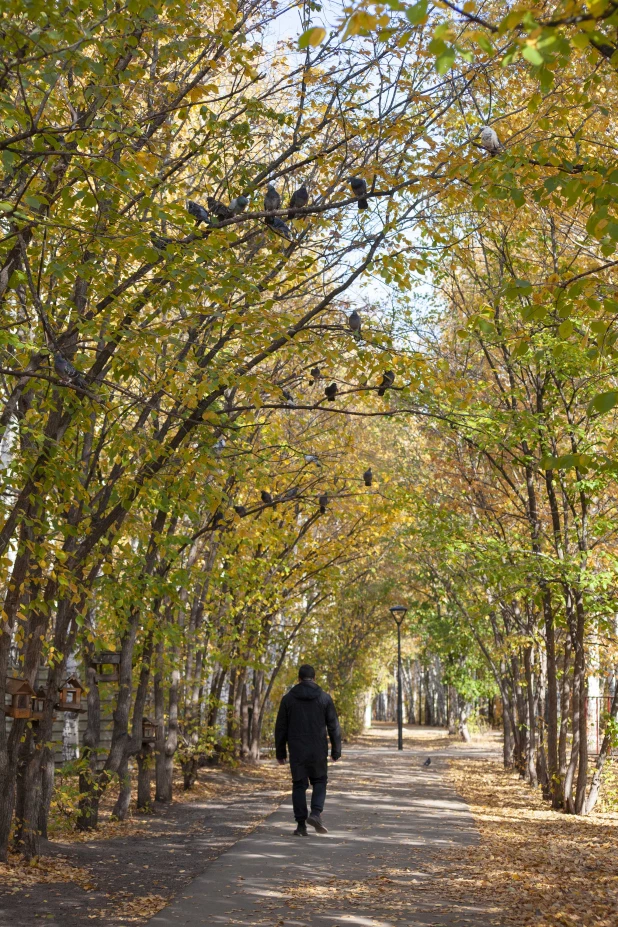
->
[389,605,408,751]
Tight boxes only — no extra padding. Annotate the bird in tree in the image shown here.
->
[54,353,87,390]
[234,504,247,517]
[264,183,281,212]
[319,493,328,514]
[229,195,249,214]
[348,310,361,339]
[349,177,369,209]
[309,367,321,384]
[288,184,309,218]
[187,199,210,225]
[304,454,321,466]
[324,382,338,401]
[266,216,293,240]
[423,758,431,767]
[479,126,501,156]
[282,389,294,406]
[213,436,226,453]
[150,232,175,250]
[377,371,394,396]
[207,196,233,222]
[282,487,299,500]
[261,490,274,505]
[363,467,373,487]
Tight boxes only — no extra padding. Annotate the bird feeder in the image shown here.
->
[30,687,47,721]
[142,717,157,744]
[92,650,121,683]
[4,677,35,719]
[56,676,84,712]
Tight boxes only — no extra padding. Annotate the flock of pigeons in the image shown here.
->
[51,129,503,519]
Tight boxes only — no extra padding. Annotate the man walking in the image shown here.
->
[275,664,341,837]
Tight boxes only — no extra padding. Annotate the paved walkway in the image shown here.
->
[149,730,499,927]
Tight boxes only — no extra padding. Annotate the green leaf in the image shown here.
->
[406,0,428,25]
[587,390,618,416]
[522,45,544,65]
[298,26,326,49]
[558,320,574,338]
[435,47,456,73]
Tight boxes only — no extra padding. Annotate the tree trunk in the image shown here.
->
[77,665,101,830]
[112,756,132,820]
[137,744,154,811]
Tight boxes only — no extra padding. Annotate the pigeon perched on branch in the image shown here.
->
[304,454,321,466]
[229,195,249,214]
[213,437,226,453]
[349,177,369,209]
[207,196,233,222]
[348,310,361,339]
[266,216,293,240]
[377,371,395,396]
[288,184,309,218]
[479,126,501,156]
[261,490,274,505]
[54,353,87,390]
[324,382,338,401]
[234,504,247,517]
[282,487,299,500]
[187,200,210,225]
[309,367,321,384]
[319,493,328,514]
[150,232,175,250]
[363,467,373,487]
[264,184,281,212]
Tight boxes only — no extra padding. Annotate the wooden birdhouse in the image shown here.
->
[30,687,46,721]
[142,717,158,744]
[56,676,84,712]
[92,650,121,683]
[4,677,35,719]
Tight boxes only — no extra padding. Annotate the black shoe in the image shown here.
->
[294,822,308,836]
[307,813,328,834]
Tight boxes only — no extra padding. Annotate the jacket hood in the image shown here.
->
[290,681,322,700]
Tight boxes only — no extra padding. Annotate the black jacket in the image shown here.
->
[274,680,342,780]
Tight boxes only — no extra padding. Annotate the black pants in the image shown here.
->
[292,773,327,822]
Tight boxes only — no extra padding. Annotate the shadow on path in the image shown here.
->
[149,729,501,927]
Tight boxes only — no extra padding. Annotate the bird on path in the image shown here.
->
[207,196,233,222]
[264,184,281,212]
[261,490,274,505]
[377,371,395,396]
[54,353,87,390]
[187,199,210,225]
[229,195,249,214]
[324,382,338,401]
[423,758,431,767]
[363,467,373,487]
[348,310,361,339]
[266,216,293,240]
[309,367,321,384]
[349,176,369,209]
[319,493,328,514]
[479,126,501,156]
[304,454,321,466]
[234,504,247,517]
[288,184,309,218]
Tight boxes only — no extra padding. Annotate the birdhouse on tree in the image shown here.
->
[142,717,158,744]
[4,677,35,719]
[56,676,84,712]
[92,651,121,683]
[30,687,47,721]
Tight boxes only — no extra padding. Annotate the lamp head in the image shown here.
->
[389,605,408,625]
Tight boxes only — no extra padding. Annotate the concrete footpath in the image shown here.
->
[148,733,499,927]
